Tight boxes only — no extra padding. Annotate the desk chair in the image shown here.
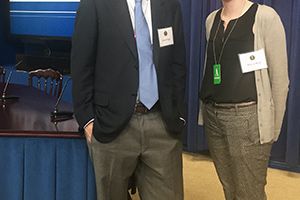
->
[0,66,5,83]
[28,68,63,98]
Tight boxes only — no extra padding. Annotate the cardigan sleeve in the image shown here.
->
[263,7,289,139]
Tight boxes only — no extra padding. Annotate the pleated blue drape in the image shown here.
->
[0,137,97,200]
[181,0,300,171]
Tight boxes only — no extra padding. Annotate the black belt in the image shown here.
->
[134,102,160,114]
[205,100,256,109]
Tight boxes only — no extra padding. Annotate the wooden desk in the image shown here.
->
[0,83,96,200]
[0,83,79,137]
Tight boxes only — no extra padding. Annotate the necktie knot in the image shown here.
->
[135,0,141,3]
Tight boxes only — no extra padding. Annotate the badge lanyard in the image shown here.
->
[212,1,247,85]
[212,18,239,85]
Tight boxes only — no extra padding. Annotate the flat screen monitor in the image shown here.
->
[9,0,80,39]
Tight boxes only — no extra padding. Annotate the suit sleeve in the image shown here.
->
[71,0,98,128]
[172,1,187,119]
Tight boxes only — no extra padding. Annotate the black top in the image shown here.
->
[200,3,258,103]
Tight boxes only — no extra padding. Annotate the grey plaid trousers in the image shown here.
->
[203,103,272,200]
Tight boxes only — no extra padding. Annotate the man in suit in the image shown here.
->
[71,0,186,199]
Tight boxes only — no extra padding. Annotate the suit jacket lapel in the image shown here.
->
[105,0,137,59]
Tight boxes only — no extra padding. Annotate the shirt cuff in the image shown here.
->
[179,117,186,126]
[84,119,94,129]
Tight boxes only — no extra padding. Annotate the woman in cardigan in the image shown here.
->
[198,0,289,199]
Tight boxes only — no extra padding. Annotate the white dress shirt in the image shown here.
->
[127,0,153,44]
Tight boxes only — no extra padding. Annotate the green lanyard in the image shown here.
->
[212,13,240,85]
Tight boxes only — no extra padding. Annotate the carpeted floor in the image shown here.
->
[131,152,300,200]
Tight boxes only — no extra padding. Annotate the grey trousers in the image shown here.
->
[87,111,183,200]
[203,103,272,200]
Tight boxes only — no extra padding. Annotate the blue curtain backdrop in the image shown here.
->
[0,0,16,65]
[181,0,300,172]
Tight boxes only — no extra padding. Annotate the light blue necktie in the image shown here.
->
[135,0,159,109]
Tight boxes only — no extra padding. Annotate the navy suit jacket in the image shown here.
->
[71,0,186,142]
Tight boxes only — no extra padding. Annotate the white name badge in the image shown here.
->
[238,49,268,73]
[157,27,174,47]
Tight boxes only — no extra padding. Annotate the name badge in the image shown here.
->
[238,49,268,73]
[157,27,174,47]
[213,64,221,85]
